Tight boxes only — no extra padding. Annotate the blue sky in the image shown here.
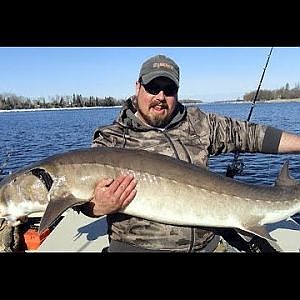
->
[0,47,299,102]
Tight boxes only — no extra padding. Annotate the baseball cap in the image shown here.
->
[138,55,180,88]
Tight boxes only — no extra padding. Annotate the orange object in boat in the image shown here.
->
[23,227,52,250]
[23,228,41,250]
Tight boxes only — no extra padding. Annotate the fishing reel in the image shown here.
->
[225,153,245,178]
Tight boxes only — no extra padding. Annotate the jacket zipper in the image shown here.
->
[160,129,195,252]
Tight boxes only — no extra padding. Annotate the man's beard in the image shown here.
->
[136,101,173,128]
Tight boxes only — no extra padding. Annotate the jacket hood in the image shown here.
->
[115,96,187,131]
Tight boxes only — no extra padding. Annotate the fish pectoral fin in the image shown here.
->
[243,224,277,242]
[38,193,88,234]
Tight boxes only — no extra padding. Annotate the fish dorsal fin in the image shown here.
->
[275,160,296,187]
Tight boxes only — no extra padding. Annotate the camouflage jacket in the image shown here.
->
[91,97,282,252]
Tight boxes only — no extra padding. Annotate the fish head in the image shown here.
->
[0,171,50,225]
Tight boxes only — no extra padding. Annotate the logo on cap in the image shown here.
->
[152,62,175,71]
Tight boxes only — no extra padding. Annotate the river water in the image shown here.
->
[1,102,300,186]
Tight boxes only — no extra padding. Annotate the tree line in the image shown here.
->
[1,82,300,110]
[243,83,300,102]
[0,93,126,110]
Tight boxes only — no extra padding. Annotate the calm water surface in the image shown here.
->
[1,102,300,186]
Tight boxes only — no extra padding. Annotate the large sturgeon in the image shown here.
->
[0,147,300,242]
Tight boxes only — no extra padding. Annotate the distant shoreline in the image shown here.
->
[203,98,300,105]
[258,98,300,103]
[0,106,122,113]
[1,98,300,113]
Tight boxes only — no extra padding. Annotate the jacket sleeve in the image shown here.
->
[205,111,283,155]
[91,124,125,148]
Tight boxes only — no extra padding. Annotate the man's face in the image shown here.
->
[135,76,178,128]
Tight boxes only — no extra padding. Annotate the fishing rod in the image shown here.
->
[225,47,274,178]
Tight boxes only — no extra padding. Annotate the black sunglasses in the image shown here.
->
[140,80,178,97]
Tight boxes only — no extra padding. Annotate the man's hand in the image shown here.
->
[82,174,137,217]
